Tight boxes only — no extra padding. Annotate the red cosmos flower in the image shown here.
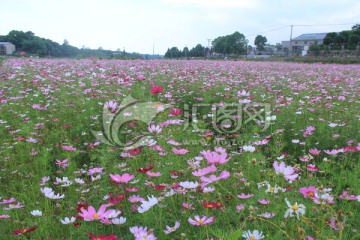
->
[150,85,164,94]
[137,164,154,173]
[169,170,184,177]
[153,184,166,191]
[76,202,89,212]
[89,232,118,240]
[129,147,142,155]
[202,200,224,209]
[13,227,37,235]
[107,193,126,205]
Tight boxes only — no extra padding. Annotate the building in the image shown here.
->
[282,33,328,56]
[0,42,16,55]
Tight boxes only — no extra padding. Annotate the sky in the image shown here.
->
[1,0,359,55]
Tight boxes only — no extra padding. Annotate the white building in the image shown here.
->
[282,33,328,56]
[0,42,16,55]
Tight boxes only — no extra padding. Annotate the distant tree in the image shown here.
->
[63,39,69,45]
[275,43,282,51]
[182,46,189,58]
[212,31,247,56]
[254,35,267,51]
[351,24,360,32]
[189,44,205,57]
[349,34,360,44]
[164,47,181,58]
[22,38,47,56]
[334,35,346,45]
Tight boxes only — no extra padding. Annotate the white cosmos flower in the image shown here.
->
[111,217,126,225]
[284,198,306,220]
[30,210,42,216]
[60,216,76,224]
[242,229,265,239]
[137,195,159,213]
[179,181,199,189]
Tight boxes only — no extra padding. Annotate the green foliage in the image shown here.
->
[212,31,248,56]
[0,30,148,58]
[254,35,268,51]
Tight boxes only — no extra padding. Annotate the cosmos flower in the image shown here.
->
[187,215,215,226]
[109,173,135,184]
[163,221,180,234]
[150,85,164,94]
[242,230,265,240]
[79,204,115,221]
[273,161,299,183]
[284,198,306,220]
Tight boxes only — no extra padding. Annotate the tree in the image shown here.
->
[212,32,248,56]
[182,46,189,58]
[254,35,267,51]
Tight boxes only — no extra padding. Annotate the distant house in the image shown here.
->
[282,33,328,56]
[0,42,16,55]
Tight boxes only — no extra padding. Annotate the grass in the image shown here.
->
[0,58,359,239]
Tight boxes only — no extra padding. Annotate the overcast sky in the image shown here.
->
[1,0,359,54]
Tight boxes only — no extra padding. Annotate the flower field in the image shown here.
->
[0,58,359,240]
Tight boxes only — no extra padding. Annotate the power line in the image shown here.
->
[292,22,359,27]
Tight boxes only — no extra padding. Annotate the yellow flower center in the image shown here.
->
[292,205,299,211]
[269,187,274,192]
[198,220,204,225]
[93,213,99,219]
[250,236,256,240]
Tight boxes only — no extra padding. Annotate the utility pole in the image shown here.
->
[207,39,211,58]
[289,25,293,58]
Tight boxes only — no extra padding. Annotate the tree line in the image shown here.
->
[0,30,153,59]
[164,31,271,58]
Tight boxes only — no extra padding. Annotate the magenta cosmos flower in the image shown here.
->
[150,85,164,95]
[188,215,215,226]
[79,204,115,221]
[109,173,134,183]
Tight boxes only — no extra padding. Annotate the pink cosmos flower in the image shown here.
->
[148,124,162,134]
[0,214,10,218]
[150,85,164,95]
[182,202,195,210]
[339,191,358,200]
[109,173,135,183]
[62,145,77,151]
[87,167,104,175]
[236,204,245,211]
[55,159,68,169]
[306,164,319,172]
[273,161,299,183]
[163,221,180,234]
[200,170,231,188]
[146,171,162,177]
[128,195,145,203]
[258,199,271,205]
[129,226,156,240]
[237,193,254,199]
[201,150,229,165]
[79,204,115,221]
[169,108,183,116]
[192,165,217,177]
[309,148,321,156]
[0,198,16,204]
[299,186,316,198]
[104,100,117,112]
[172,148,189,155]
[187,215,215,226]
[137,75,145,81]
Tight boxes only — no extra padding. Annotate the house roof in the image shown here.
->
[0,42,13,45]
[293,33,328,41]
